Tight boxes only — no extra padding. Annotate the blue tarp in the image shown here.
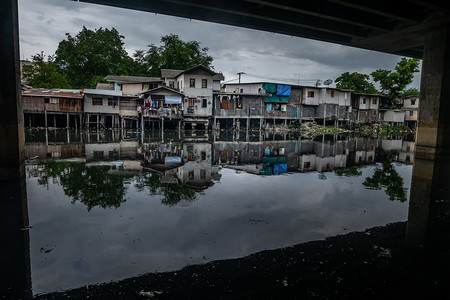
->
[273,163,287,175]
[165,95,182,104]
[165,156,182,164]
[276,85,291,96]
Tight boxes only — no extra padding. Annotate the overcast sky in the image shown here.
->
[18,0,421,89]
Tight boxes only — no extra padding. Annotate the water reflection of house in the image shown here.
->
[25,143,83,160]
[398,141,415,164]
[142,141,220,189]
[351,93,383,124]
[213,136,386,175]
[22,88,83,128]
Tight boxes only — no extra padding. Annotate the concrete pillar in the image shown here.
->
[0,0,24,179]
[416,25,450,159]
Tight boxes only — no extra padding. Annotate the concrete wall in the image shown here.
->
[225,83,264,94]
[382,110,405,123]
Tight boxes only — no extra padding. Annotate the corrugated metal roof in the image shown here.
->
[22,89,84,98]
[96,83,114,90]
[104,75,163,83]
[83,89,122,96]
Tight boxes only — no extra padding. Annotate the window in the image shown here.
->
[411,99,416,105]
[168,81,175,88]
[373,110,377,116]
[108,97,118,106]
[190,78,195,88]
[240,89,243,93]
[188,98,195,107]
[202,79,207,88]
[200,169,206,179]
[189,171,194,180]
[44,98,49,103]
[410,110,414,116]
[303,162,311,168]
[372,98,377,105]
[362,98,366,104]
[307,91,314,97]
[220,102,231,109]
[330,91,335,97]
[50,97,59,104]
[202,98,207,108]
[201,151,206,160]
[92,97,103,106]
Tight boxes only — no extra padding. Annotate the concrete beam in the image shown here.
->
[415,25,450,159]
[0,0,24,179]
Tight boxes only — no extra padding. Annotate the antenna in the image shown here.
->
[323,79,333,86]
[315,80,323,87]
[237,72,246,83]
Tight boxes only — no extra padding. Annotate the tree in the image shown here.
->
[137,34,214,77]
[335,72,378,94]
[22,52,71,88]
[54,26,133,88]
[401,88,420,97]
[363,160,407,202]
[371,57,420,100]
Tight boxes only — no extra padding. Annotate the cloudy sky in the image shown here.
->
[18,0,421,89]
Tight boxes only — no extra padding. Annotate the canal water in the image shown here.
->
[25,129,413,296]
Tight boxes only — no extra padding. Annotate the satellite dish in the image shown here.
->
[324,79,333,86]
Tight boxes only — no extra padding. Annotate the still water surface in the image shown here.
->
[25,130,413,295]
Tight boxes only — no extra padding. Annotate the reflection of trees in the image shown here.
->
[30,161,199,209]
[134,173,197,206]
[33,162,133,211]
[363,160,407,202]
[335,166,363,177]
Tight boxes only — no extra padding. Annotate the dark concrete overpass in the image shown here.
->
[77,0,450,58]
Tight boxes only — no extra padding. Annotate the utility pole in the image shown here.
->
[237,72,245,83]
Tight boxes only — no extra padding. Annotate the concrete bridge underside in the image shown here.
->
[2,0,450,179]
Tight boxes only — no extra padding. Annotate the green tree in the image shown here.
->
[22,52,71,88]
[401,87,420,97]
[371,57,420,100]
[138,34,214,77]
[335,72,378,94]
[54,26,133,88]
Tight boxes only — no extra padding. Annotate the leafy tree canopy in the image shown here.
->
[137,34,214,77]
[335,72,378,94]
[371,57,420,100]
[401,88,420,97]
[54,26,133,88]
[22,52,71,89]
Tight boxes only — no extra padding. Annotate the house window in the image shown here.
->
[240,89,243,93]
[108,97,118,106]
[49,98,59,104]
[220,102,231,109]
[373,110,377,116]
[411,99,416,105]
[362,98,366,104]
[202,98,207,108]
[188,98,195,107]
[169,81,175,88]
[202,79,207,88]
[201,151,206,160]
[303,162,311,168]
[372,98,377,105]
[330,91,335,97]
[189,78,195,88]
[410,110,414,116]
[44,97,50,103]
[200,169,206,179]
[189,171,194,180]
[92,98,103,106]
[308,91,314,97]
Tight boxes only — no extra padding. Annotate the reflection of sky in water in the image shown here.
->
[27,164,411,294]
